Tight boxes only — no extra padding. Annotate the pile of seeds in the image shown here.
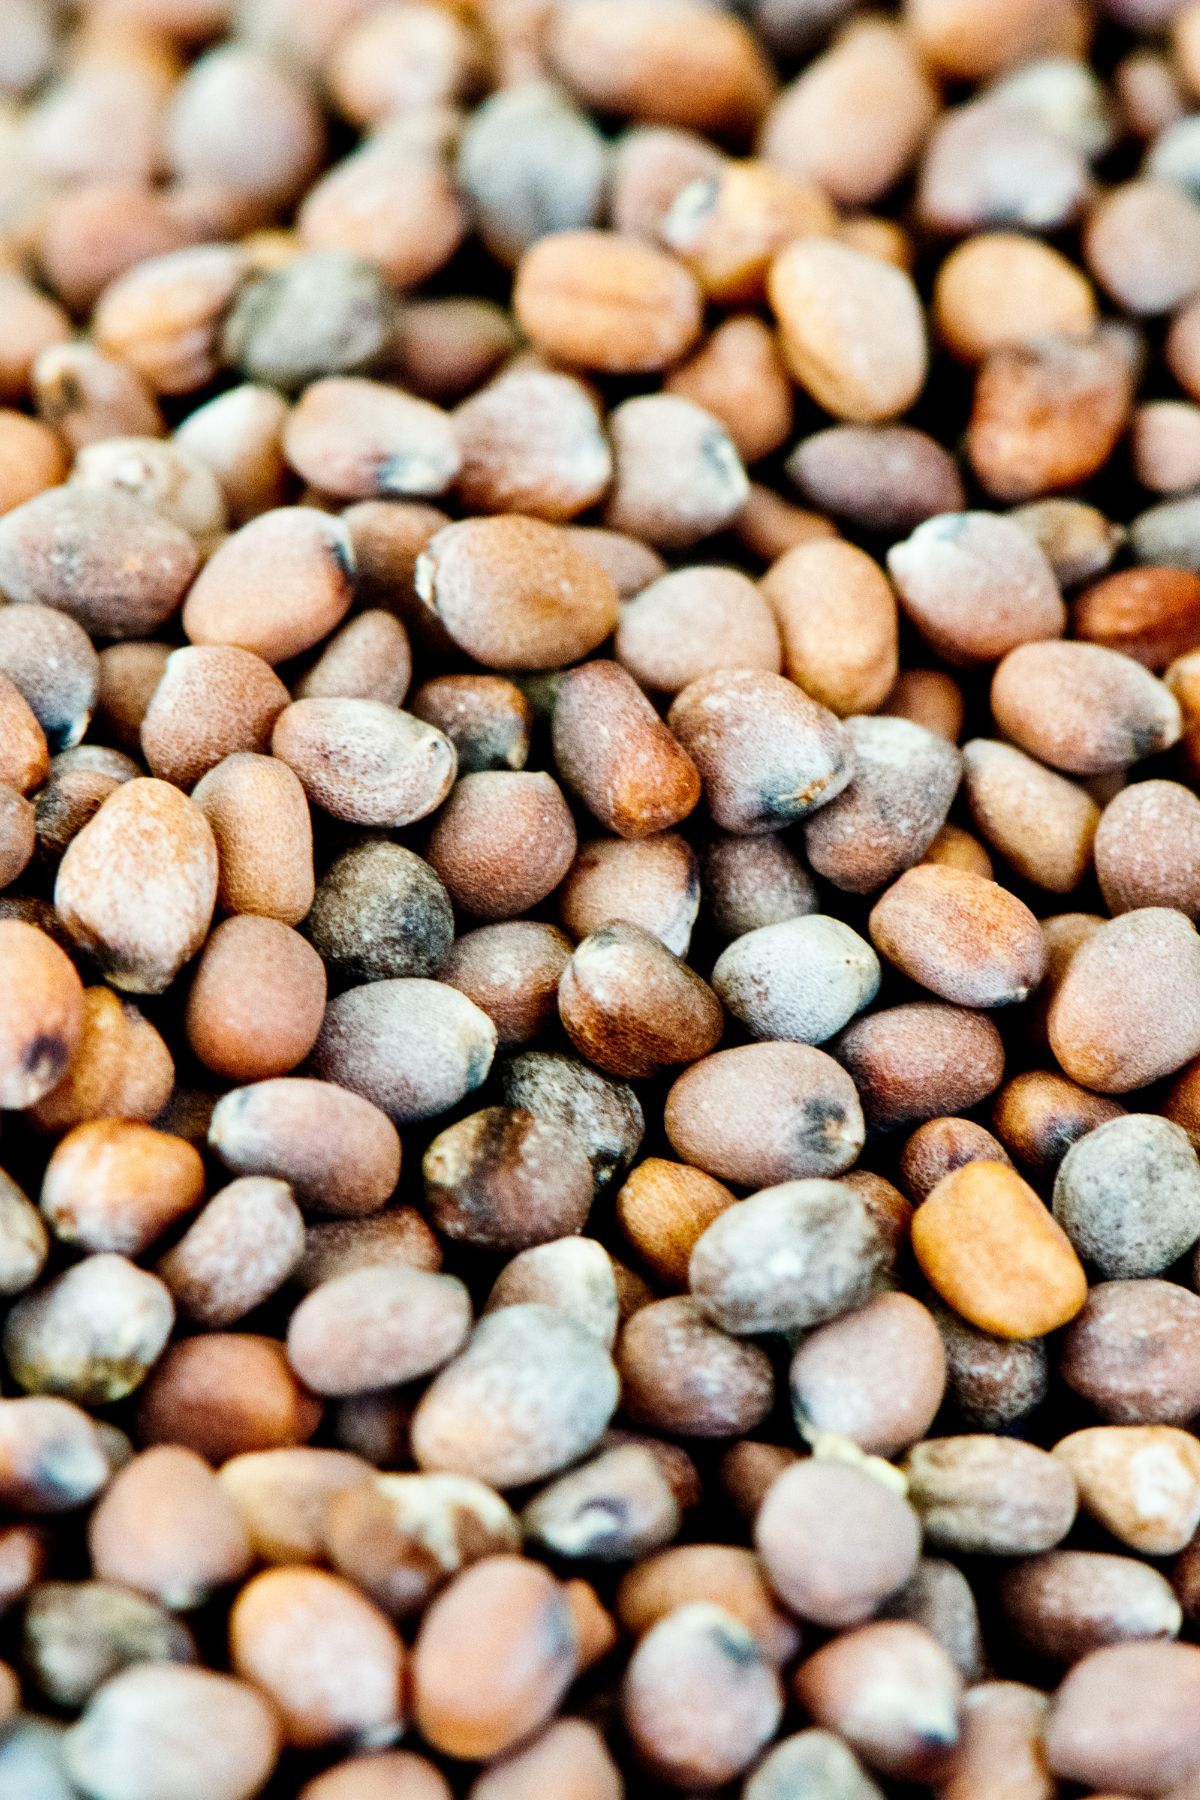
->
[12,0,1200,1795]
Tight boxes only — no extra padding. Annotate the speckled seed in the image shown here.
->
[272,699,456,829]
[558,923,723,1080]
[992,1070,1124,1176]
[914,1161,1086,1338]
[804,716,962,894]
[899,1118,1012,1203]
[552,661,700,839]
[795,1621,962,1781]
[713,914,878,1046]
[55,780,217,995]
[0,605,98,753]
[1053,1114,1200,1279]
[0,920,84,1110]
[668,668,854,834]
[295,1210,441,1293]
[756,1458,920,1627]
[139,648,288,792]
[156,1177,304,1327]
[409,675,532,774]
[412,1305,619,1487]
[4,1256,173,1406]
[1094,781,1200,916]
[1075,567,1200,671]
[415,516,620,670]
[303,843,452,986]
[324,1471,519,1620]
[514,230,702,373]
[185,917,325,1082]
[230,1566,405,1749]
[209,1077,400,1217]
[1049,909,1200,1092]
[769,238,927,422]
[284,377,459,501]
[442,923,571,1047]
[313,978,495,1125]
[558,833,700,958]
[622,1603,783,1788]
[615,566,781,695]
[423,1107,593,1251]
[287,1266,470,1398]
[616,1296,774,1438]
[887,511,1065,665]
[616,1543,800,1664]
[602,394,749,550]
[454,367,611,522]
[1046,1641,1200,1794]
[221,251,395,391]
[87,1446,251,1611]
[761,539,899,717]
[182,506,354,665]
[992,642,1183,774]
[616,1159,736,1290]
[94,641,174,755]
[702,833,817,938]
[904,1437,1078,1556]
[935,1307,1049,1430]
[485,1236,618,1346]
[689,1179,883,1336]
[0,485,198,641]
[467,1719,620,1800]
[424,771,575,918]
[63,1666,280,1800]
[745,1730,885,1800]
[790,1294,947,1457]
[23,1581,196,1711]
[1061,1280,1200,1424]
[498,1051,644,1194]
[835,1004,1005,1129]
[412,1556,577,1761]
[1002,1550,1182,1664]
[869,865,1045,1007]
[41,1121,204,1257]
[961,738,1099,894]
[295,612,413,709]
[1058,1425,1200,1555]
[665,1038,864,1185]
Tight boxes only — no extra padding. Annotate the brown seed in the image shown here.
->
[553,661,700,839]
[0,784,34,891]
[272,699,456,828]
[769,237,927,423]
[938,1682,1053,1800]
[1057,1424,1200,1554]
[1046,1641,1200,1793]
[442,922,571,1048]
[184,916,325,1081]
[23,1580,196,1711]
[1094,781,1200,916]
[869,864,1045,1007]
[559,832,700,958]
[217,1447,372,1566]
[415,514,619,671]
[0,1396,109,1514]
[882,668,965,743]
[689,1178,884,1335]
[313,978,495,1126]
[934,233,1096,363]
[409,674,532,775]
[413,1555,577,1761]
[666,1041,865,1186]
[805,716,962,894]
[88,1446,251,1611]
[70,434,226,552]
[514,229,702,374]
[615,566,780,695]
[836,1003,1004,1129]
[1049,909,1200,1092]
[884,1557,985,1685]
[962,738,1099,894]
[4,1253,173,1407]
[904,1435,1079,1555]
[1012,496,1125,589]
[1078,568,1200,672]
[0,606,98,756]
[617,1159,737,1290]
[29,987,173,1135]
[413,1304,618,1487]
[0,919,84,1111]
[295,1209,441,1293]
[621,1603,783,1789]
[992,641,1183,774]
[55,778,218,995]
[137,1334,322,1463]
[991,1069,1123,1176]
[425,771,575,918]
[93,640,173,754]
[497,1050,645,1195]
[936,1307,1049,1430]
[486,1237,618,1347]
[616,1296,774,1439]
[913,1161,1086,1339]
[887,511,1066,664]
[63,1666,280,1800]
[156,1176,305,1327]
[701,832,817,938]
[900,1117,1012,1202]
[283,377,459,501]
[183,506,354,665]
[33,339,163,452]
[1086,180,1200,315]
[325,1471,519,1621]
[559,923,722,1080]
[0,486,198,639]
[787,423,964,539]
[467,1719,620,1800]
[301,1751,452,1800]
[756,1457,921,1627]
[287,1266,470,1398]
[1002,1550,1183,1664]
[191,752,314,923]
[616,1543,800,1664]
[761,539,898,717]
[230,1565,405,1750]
[665,313,795,464]
[454,366,611,522]
[602,393,749,549]
[423,1107,594,1250]
[40,1120,204,1256]
[790,1293,947,1456]
[794,1620,962,1781]
[139,645,289,790]
[93,244,250,393]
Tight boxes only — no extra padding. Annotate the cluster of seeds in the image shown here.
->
[12,0,1200,1796]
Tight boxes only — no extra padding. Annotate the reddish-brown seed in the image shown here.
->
[137,1335,322,1463]
[835,1003,1005,1129]
[425,771,576,919]
[0,919,84,1111]
[559,923,723,1080]
[869,865,1046,1007]
[183,506,354,665]
[552,662,700,839]
[666,1042,865,1186]
[514,230,703,374]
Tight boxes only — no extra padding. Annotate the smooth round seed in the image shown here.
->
[756,1458,921,1628]
[804,716,963,895]
[185,916,326,1081]
[442,922,572,1047]
[208,1077,400,1216]
[713,914,880,1044]
[762,538,899,717]
[1061,1279,1200,1425]
[616,1296,774,1438]
[1047,1642,1200,1794]
[287,1266,471,1397]
[1053,1114,1200,1278]
[87,1446,251,1610]
[63,1666,280,1800]
[769,238,927,423]
[313,978,496,1125]
[41,1121,205,1257]
[1002,1550,1183,1663]
[425,771,576,918]
[992,640,1183,774]
[156,1177,304,1327]
[514,230,702,374]
[835,1003,1005,1129]
[666,1042,865,1187]
[790,1293,947,1457]
[559,923,723,1080]
[1049,908,1200,1092]
[794,1621,962,1781]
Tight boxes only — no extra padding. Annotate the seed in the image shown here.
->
[442,922,572,1047]
[284,377,459,501]
[559,833,699,957]
[835,1003,1005,1129]
[992,640,1183,774]
[869,865,1045,1007]
[1001,1550,1182,1664]
[409,674,532,774]
[794,1621,962,1781]
[616,1543,800,1664]
[287,1267,471,1398]
[790,1294,947,1457]
[1055,1425,1200,1555]
[222,252,396,392]
[768,238,927,423]
[887,511,1065,664]
[41,1121,204,1257]
[140,647,288,790]
[936,1309,1049,1430]
[913,1161,1086,1339]
[602,393,749,549]
[992,1069,1125,1175]
[456,82,608,268]
[622,1602,783,1788]
[423,1107,594,1250]
[899,1118,1011,1203]
[467,1719,620,1800]
[301,1751,452,1800]
[183,506,354,666]
[313,978,496,1125]
[23,1581,196,1711]
[787,423,963,539]
[745,1730,885,1800]
[1078,568,1200,670]
[962,738,1099,894]
[137,1334,322,1464]
[174,382,290,523]
[938,1683,1052,1800]
[761,539,899,716]
[934,232,1096,363]
[1053,1114,1200,1278]
[666,1041,865,1186]
[701,832,817,939]
[616,1159,736,1291]
[884,1557,985,1684]
[156,1177,305,1327]
[552,661,700,839]
[616,1296,774,1439]
[325,1472,519,1620]
[425,771,576,918]
[412,1305,619,1487]
[804,717,963,894]
[87,1446,251,1610]
[0,919,84,1110]
[514,230,702,373]
[209,1077,399,1217]
[4,1255,173,1406]
[55,778,218,995]
[755,1458,921,1627]
[616,566,780,695]
[0,606,97,755]
[413,1555,577,1761]
[454,366,611,521]
[1061,1279,1200,1425]
[904,1435,1078,1555]
[1049,908,1200,1091]
[272,699,456,829]
[218,1448,373,1566]
[1046,1641,1200,1793]
[498,1051,644,1194]
[294,1209,441,1292]
[559,923,723,1080]
[63,1666,280,1800]
[666,313,795,463]
[184,916,325,1082]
